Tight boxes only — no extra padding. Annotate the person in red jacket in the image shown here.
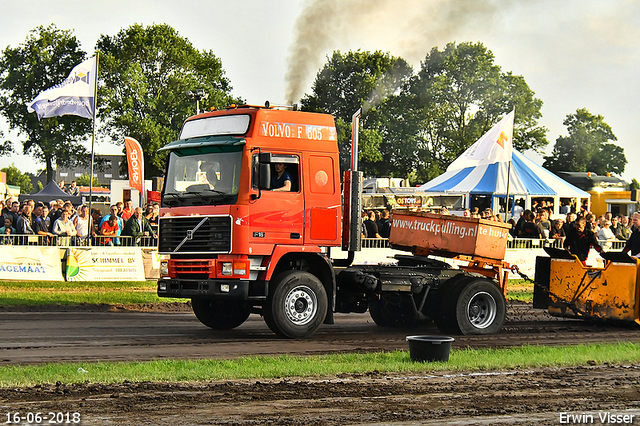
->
[120,199,134,221]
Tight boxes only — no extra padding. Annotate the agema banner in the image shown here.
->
[125,136,144,196]
[0,246,64,281]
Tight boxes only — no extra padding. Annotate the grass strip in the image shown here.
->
[0,342,638,388]
[0,280,532,305]
[0,280,159,291]
[0,292,183,306]
[0,280,184,305]
[506,279,533,302]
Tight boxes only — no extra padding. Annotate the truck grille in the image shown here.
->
[158,215,232,254]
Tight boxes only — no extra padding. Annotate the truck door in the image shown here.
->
[253,154,304,246]
[303,154,341,246]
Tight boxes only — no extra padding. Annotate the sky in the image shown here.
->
[0,0,638,182]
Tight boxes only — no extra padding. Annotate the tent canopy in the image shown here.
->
[418,149,589,214]
[19,180,82,205]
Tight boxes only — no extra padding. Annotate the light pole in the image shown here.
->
[186,89,208,114]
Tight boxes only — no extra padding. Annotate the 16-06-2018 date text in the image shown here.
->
[5,412,81,424]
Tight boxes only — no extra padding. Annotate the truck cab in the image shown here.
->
[158,105,342,337]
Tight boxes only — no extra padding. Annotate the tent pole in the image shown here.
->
[505,160,512,221]
[88,52,99,238]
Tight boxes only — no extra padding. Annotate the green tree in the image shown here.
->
[301,50,413,173]
[543,108,626,176]
[410,42,548,181]
[97,24,242,178]
[300,45,546,183]
[76,173,99,187]
[0,130,10,157]
[0,25,92,183]
[1,164,33,194]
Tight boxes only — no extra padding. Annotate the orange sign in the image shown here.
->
[395,196,422,208]
[390,211,510,261]
[125,137,144,196]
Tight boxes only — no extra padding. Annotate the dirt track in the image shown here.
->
[1,364,639,425]
[0,302,639,425]
[1,301,639,365]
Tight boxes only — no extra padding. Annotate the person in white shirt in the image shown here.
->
[53,210,77,246]
[597,220,616,250]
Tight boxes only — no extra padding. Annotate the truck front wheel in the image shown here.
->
[191,298,251,330]
[264,271,328,338]
[435,277,506,335]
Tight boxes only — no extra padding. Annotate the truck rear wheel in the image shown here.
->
[435,277,505,335]
[191,298,251,330]
[264,270,328,338]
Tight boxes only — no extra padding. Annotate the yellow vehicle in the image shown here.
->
[534,248,640,324]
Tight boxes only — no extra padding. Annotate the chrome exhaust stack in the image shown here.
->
[341,108,363,254]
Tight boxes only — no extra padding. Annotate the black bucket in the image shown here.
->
[406,335,455,362]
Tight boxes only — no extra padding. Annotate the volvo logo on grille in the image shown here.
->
[173,217,209,252]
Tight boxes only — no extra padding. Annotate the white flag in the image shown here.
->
[447,110,514,171]
[27,56,97,120]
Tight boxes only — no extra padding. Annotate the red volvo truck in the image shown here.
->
[157,104,510,338]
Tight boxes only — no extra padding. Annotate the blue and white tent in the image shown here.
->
[417,112,589,215]
[418,149,590,215]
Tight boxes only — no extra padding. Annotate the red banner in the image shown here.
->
[125,137,144,197]
[147,190,161,203]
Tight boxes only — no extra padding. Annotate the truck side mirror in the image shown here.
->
[259,163,271,190]
[251,157,272,200]
[259,152,272,163]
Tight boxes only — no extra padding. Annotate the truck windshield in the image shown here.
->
[162,147,242,207]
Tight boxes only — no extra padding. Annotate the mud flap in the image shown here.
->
[533,256,551,309]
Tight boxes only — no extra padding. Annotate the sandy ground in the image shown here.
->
[0,364,639,425]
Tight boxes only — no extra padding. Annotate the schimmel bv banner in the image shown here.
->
[66,247,146,281]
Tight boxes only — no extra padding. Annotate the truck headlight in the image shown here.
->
[160,260,169,276]
[221,262,233,275]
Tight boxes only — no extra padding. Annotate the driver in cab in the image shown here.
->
[201,161,218,189]
[271,162,291,192]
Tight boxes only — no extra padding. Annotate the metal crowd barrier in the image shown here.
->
[0,234,158,248]
[361,238,391,249]
[506,238,625,251]
[0,234,628,252]
[361,237,627,252]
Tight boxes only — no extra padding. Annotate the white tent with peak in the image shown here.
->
[418,111,589,216]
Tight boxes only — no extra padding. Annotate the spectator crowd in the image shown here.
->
[509,208,632,246]
[360,204,640,263]
[0,195,159,247]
